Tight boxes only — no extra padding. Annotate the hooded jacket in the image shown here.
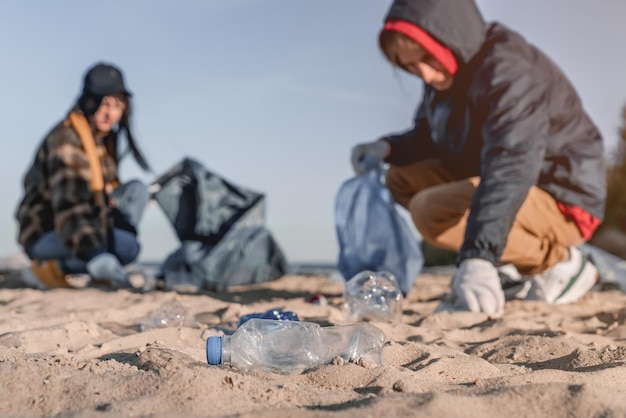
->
[15,115,119,261]
[381,0,606,265]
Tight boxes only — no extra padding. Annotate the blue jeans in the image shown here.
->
[28,180,150,274]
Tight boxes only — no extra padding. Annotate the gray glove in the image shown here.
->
[86,253,128,284]
[436,259,505,315]
[350,140,390,176]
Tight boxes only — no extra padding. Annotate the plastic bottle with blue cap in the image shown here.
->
[207,318,386,374]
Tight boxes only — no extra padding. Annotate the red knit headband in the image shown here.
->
[381,20,458,75]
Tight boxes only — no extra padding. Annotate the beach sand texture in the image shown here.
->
[1,255,626,417]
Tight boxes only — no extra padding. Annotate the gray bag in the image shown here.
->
[153,158,288,292]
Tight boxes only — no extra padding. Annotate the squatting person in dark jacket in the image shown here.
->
[351,0,606,315]
[15,62,152,288]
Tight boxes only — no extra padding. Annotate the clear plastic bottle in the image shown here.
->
[206,318,386,374]
[140,300,198,331]
[237,308,299,327]
[344,270,403,323]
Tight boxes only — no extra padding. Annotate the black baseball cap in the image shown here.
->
[82,62,132,97]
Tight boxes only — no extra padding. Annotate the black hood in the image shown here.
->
[384,0,486,64]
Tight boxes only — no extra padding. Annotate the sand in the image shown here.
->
[1,253,626,418]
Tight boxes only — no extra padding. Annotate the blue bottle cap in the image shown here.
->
[206,336,223,365]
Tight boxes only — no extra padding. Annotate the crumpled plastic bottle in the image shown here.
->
[141,300,199,331]
[237,308,299,327]
[344,270,403,323]
[206,318,386,374]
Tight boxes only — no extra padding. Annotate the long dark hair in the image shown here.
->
[76,93,152,173]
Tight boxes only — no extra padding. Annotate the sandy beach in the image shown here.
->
[1,253,626,417]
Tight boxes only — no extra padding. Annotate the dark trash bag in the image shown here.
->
[335,167,424,296]
[152,158,288,291]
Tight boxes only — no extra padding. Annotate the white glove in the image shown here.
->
[86,253,128,284]
[350,140,390,176]
[436,259,505,315]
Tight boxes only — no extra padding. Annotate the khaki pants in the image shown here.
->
[386,160,583,274]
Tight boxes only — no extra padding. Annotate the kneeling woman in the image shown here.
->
[16,62,151,287]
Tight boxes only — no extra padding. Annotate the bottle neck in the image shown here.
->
[222,336,232,364]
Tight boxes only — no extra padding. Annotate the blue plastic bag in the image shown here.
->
[334,166,424,296]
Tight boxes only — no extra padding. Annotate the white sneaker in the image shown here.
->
[498,264,531,300]
[526,247,598,304]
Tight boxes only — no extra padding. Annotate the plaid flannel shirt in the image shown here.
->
[16,115,119,261]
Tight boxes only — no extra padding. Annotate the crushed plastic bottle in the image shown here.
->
[344,270,403,323]
[141,300,199,331]
[206,318,386,374]
[237,308,299,327]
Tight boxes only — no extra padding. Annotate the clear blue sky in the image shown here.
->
[2,1,625,264]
